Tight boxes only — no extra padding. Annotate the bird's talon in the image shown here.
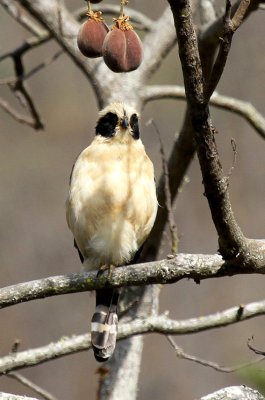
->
[108,264,115,280]
[96,264,115,279]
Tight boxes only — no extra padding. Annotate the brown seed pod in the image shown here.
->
[102,16,143,73]
[77,11,109,58]
[90,0,103,3]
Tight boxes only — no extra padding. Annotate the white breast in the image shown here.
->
[66,138,157,270]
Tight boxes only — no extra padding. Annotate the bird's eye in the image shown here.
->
[130,113,140,139]
[95,112,118,138]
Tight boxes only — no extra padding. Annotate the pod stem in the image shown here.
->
[87,0,92,14]
[119,0,128,18]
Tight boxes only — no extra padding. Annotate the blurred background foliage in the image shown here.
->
[239,365,265,396]
[0,0,265,399]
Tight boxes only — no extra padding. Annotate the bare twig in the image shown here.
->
[74,4,153,31]
[210,91,265,140]
[141,85,265,140]
[2,298,265,373]
[0,35,59,131]
[167,335,265,372]
[226,138,237,180]
[7,372,58,400]
[57,0,75,39]
[9,83,44,130]
[0,50,64,86]
[15,0,98,86]
[248,338,265,356]
[0,35,50,65]
[205,0,252,100]
[232,0,253,30]
[3,52,44,129]
[147,119,178,254]
[0,97,41,129]
[0,0,46,37]
[11,340,21,354]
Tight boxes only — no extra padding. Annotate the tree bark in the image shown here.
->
[200,386,265,400]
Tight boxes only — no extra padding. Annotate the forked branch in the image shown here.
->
[168,0,249,260]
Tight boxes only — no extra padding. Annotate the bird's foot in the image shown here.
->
[97,264,115,280]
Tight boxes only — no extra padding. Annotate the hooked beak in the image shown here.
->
[121,115,129,129]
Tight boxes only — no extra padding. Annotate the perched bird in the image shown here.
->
[66,102,157,362]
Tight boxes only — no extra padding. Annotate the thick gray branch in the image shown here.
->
[1,245,265,309]
[0,394,38,400]
[200,386,264,400]
[138,7,176,80]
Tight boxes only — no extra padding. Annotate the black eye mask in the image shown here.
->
[95,112,119,138]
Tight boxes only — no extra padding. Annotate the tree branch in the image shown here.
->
[15,0,99,87]
[167,335,265,372]
[138,6,177,80]
[7,372,58,400]
[0,0,46,37]
[141,1,224,261]
[200,386,265,400]
[0,35,50,65]
[0,50,63,86]
[13,1,178,110]
[8,52,44,130]
[142,0,262,261]
[0,394,38,400]
[168,0,249,260]
[148,119,178,254]
[0,97,41,129]
[1,246,265,309]
[74,4,153,31]
[1,297,265,374]
[205,0,252,101]
[248,338,265,357]
[0,335,90,375]
[141,85,265,140]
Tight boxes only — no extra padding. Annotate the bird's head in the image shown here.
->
[95,102,140,143]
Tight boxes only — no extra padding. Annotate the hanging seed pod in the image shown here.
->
[90,0,103,2]
[77,11,109,58]
[102,16,143,73]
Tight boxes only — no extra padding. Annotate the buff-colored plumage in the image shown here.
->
[66,102,157,270]
[66,102,157,361]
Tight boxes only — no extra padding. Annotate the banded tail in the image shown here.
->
[91,288,119,362]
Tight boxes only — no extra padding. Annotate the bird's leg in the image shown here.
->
[107,264,115,280]
[97,264,115,280]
